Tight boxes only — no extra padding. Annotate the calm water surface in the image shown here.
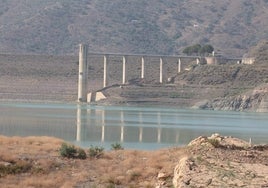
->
[0,102,267,150]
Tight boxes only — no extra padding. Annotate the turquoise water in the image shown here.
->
[0,102,267,150]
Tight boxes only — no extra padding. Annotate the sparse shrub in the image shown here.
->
[208,139,220,148]
[59,143,87,159]
[88,145,104,158]
[111,142,124,150]
[77,148,87,159]
[0,161,32,177]
[59,143,77,158]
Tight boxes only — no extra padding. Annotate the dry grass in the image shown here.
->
[0,135,186,187]
[1,135,268,187]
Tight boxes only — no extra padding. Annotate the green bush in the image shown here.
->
[59,143,87,159]
[77,148,87,159]
[111,142,124,150]
[59,143,77,158]
[88,145,104,158]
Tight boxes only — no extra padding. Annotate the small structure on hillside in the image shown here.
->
[241,53,255,64]
[242,57,255,64]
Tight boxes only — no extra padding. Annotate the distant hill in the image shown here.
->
[0,0,268,56]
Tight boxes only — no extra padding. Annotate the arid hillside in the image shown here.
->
[0,0,268,56]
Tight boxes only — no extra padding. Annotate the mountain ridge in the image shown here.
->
[0,0,268,56]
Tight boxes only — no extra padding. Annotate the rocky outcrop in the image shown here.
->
[173,157,194,188]
[210,93,264,111]
[194,84,268,112]
[173,134,268,188]
[257,95,268,112]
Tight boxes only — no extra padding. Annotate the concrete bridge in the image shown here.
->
[77,44,243,103]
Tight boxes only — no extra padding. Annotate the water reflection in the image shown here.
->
[75,105,181,148]
[0,102,267,150]
[76,104,87,141]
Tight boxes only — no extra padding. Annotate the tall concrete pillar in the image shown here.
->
[103,55,108,88]
[122,56,126,84]
[160,57,163,83]
[178,58,181,73]
[78,44,88,102]
[141,57,145,79]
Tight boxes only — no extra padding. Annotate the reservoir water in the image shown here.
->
[0,102,267,150]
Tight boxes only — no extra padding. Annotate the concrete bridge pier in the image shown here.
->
[78,44,88,102]
[141,56,145,79]
[160,57,163,83]
[178,58,181,73]
[122,56,126,84]
[103,55,108,88]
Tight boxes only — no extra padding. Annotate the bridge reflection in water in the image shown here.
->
[1,102,267,150]
[76,104,182,149]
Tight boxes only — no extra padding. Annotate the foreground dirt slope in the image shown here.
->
[0,135,267,187]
